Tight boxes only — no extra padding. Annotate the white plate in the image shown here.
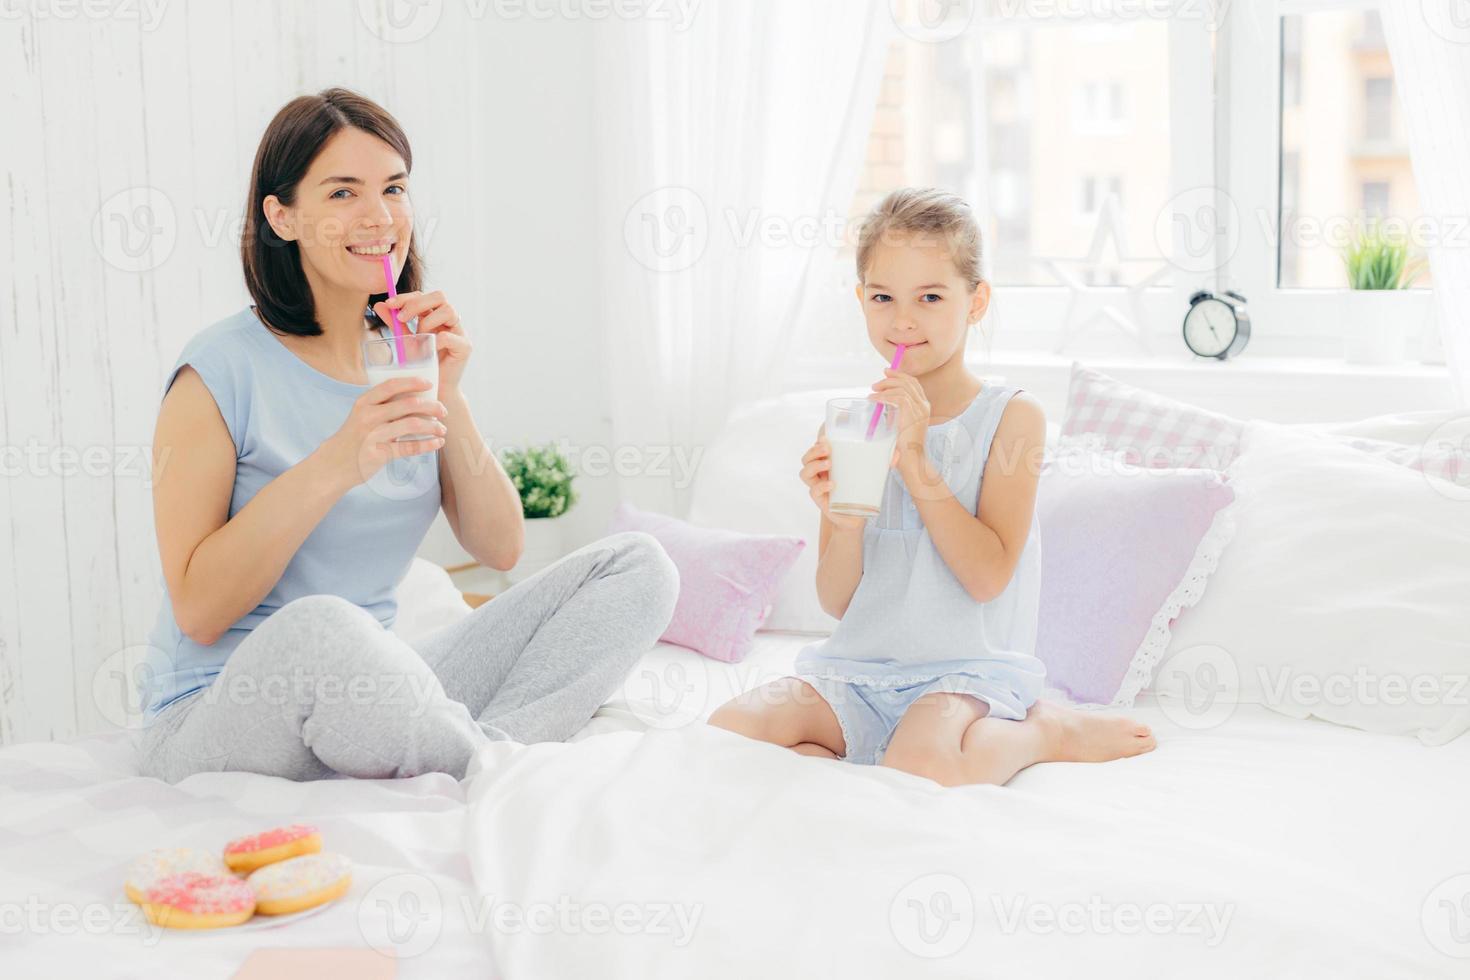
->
[131,892,345,934]
[224,896,340,932]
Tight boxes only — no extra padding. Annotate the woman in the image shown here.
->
[138,88,678,783]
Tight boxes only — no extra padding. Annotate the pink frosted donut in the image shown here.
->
[247,852,353,915]
[124,847,231,905]
[223,823,321,873]
[140,871,255,929]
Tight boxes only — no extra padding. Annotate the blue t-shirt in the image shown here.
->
[139,306,441,723]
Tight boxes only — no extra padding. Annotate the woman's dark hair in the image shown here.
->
[241,87,424,336]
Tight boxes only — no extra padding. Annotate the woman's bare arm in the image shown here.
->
[151,366,354,645]
[435,387,524,571]
[152,367,441,645]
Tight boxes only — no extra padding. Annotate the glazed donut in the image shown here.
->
[139,871,256,929]
[124,847,232,904]
[222,823,322,873]
[247,852,353,915]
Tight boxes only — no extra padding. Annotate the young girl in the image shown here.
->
[709,188,1155,786]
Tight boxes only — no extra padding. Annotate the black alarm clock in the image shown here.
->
[1183,290,1250,359]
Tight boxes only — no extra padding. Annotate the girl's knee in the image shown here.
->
[708,683,823,747]
[707,699,777,742]
[881,738,966,787]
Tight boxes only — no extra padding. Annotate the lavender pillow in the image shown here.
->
[1036,448,1238,708]
[607,503,806,663]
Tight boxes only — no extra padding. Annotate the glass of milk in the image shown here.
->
[362,332,438,442]
[824,397,899,518]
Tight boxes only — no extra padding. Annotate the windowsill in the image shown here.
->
[967,348,1450,380]
[788,347,1448,381]
[782,347,1457,419]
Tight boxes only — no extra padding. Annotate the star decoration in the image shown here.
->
[1033,193,1172,355]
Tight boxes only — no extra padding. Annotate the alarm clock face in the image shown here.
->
[1184,298,1237,357]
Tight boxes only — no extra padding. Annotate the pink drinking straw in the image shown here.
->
[381,253,407,366]
[866,344,907,439]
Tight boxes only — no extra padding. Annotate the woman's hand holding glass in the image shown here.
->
[317,376,447,489]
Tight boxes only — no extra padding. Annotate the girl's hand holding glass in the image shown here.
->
[800,428,870,533]
[867,367,931,465]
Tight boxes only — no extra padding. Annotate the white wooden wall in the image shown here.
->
[0,1,609,745]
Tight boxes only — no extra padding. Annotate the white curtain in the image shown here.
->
[1383,3,1470,407]
[593,0,893,516]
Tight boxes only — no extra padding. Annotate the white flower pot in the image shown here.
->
[1343,290,1407,365]
[506,514,569,585]
[1416,301,1446,365]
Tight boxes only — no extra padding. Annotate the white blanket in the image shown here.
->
[0,734,494,977]
[464,639,1470,979]
[5,632,1467,978]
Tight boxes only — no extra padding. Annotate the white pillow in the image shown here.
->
[391,557,472,645]
[1306,408,1465,447]
[688,390,843,633]
[689,391,1064,633]
[1153,420,1470,744]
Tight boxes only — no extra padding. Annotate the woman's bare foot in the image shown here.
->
[1029,699,1156,763]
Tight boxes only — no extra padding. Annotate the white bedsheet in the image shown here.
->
[0,732,493,976]
[465,632,1470,979]
[4,632,1468,978]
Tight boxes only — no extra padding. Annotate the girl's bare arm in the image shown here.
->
[801,425,868,619]
[900,394,1047,603]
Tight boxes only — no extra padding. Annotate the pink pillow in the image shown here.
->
[1035,450,1237,707]
[1062,362,1246,470]
[607,503,806,663]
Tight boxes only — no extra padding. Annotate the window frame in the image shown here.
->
[963,5,1215,356]
[793,0,1436,370]
[1222,0,1434,353]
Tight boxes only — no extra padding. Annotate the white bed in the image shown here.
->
[7,385,1469,978]
[3,630,1467,978]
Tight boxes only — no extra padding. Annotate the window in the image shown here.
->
[1077,175,1123,218]
[1075,80,1126,132]
[1362,180,1390,217]
[848,19,1177,291]
[1364,77,1394,142]
[797,0,1430,367]
[1274,7,1427,290]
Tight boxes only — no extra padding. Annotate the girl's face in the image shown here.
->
[856,234,990,374]
[263,127,413,302]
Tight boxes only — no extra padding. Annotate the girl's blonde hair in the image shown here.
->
[855,188,985,290]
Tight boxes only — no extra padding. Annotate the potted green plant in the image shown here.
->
[500,442,578,584]
[1340,221,1425,364]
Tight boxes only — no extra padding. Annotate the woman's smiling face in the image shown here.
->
[263,127,414,299]
[856,233,990,372]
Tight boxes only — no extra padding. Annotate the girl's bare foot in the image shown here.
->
[1029,698,1156,763]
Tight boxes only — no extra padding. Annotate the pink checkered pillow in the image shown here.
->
[1061,363,1245,470]
[1062,363,1470,483]
[607,503,806,663]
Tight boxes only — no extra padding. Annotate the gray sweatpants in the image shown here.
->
[137,532,679,783]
